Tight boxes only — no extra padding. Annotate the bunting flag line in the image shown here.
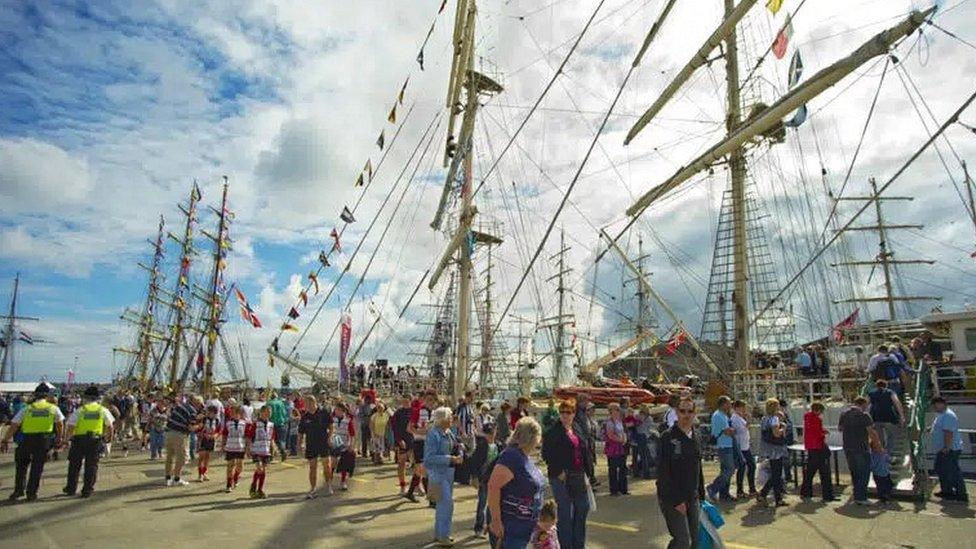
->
[281,322,299,332]
[234,287,248,306]
[387,103,397,124]
[831,308,860,343]
[772,16,793,59]
[287,307,300,320]
[340,206,356,223]
[376,130,386,150]
[788,50,804,87]
[299,289,309,307]
[398,79,408,105]
[318,251,330,268]
[330,228,342,252]
[239,302,262,328]
[355,173,364,187]
[766,0,784,15]
[364,158,373,182]
[308,272,320,295]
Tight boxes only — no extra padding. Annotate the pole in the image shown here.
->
[0,274,19,382]
[964,161,976,240]
[555,229,567,388]
[455,3,477,401]
[204,179,230,394]
[725,0,750,373]
[870,177,897,320]
[169,184,200,391]
[480,244,493,391]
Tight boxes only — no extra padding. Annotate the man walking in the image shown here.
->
[706,396,736,502]
[931,396,969,502]
[63,385,115,498]
[868,380,904,454]
[2,383,65,501]
[839,396,875,505]
[658,397,705,548]
[165,394,202,486]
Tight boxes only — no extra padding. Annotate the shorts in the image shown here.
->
[198,438,215,452]
[252,455,272,465]
[412,440,425,463]
[225,451,245,461]
[305,444,330,460]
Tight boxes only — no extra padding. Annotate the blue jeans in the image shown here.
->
[430,473,454,539]
[474,482,488,532]
[188,433,197,461]
[736,449,756,494]
[845,450,870,502]
[709,447,735,498]
[935,450,968,500]
[551,475,590,549]
[635,433,653,478]
[149,431,164,459]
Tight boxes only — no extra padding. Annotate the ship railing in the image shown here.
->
[929,362,976,403]
[730,369,864,405]
[905,359,931,495]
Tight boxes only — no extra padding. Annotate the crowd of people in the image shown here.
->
[0,364,970,549]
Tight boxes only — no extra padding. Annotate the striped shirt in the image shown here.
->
[166,402,198,434]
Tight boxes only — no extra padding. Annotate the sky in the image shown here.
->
[1,0,975,385]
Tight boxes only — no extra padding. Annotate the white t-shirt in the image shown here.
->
[66,406,116,429]
[241,404,254,422]
[730,412,750,451]
[12,403,66,424]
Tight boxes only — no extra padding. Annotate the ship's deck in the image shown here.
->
[0,447,972,548]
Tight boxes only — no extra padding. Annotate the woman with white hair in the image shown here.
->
[488,416,546,548]
[423,406,464,547]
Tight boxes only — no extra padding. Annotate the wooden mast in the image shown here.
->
[202,178,230,394]
[167,183,200,391]
[724,0,750,373]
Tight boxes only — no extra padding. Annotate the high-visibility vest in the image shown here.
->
[74,403,105,436]
[20,400,57,434]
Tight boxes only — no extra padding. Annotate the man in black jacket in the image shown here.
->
[657,397,705,549]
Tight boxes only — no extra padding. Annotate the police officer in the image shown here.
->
[1,383,65,502]
[63,385,115,498]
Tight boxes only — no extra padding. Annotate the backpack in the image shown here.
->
[874,357,900,380]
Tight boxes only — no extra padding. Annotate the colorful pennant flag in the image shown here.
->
[299,289,309,307]
[387,103,397,124]
[398,79,408,105]
[196,348,205,371]
[772,16,793,59]
[364,159,373,182]
[270,336,280,353]
[308,272,320,295]
[330,228,342,252]
[318,251,330,268]
[376,130,386,150]
[235,288,262,328]
[663,330,687,356]
[417,48,425,70]
[766,0,784,15]
[191,181,202,201]
[340,206,356,224]
[18,331,33,345]
[784,104,808,128]
[439,0,448,13]
[287,307,300,320]
[355,173,364,188]
[788,50,804,87]
[281,323,299,332]
[831,308,860,343]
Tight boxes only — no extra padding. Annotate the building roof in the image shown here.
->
[0,381,57,394]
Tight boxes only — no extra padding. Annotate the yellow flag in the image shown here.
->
[387,103,397,124]
[766,0,783,14]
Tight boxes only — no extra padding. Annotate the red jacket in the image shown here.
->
[803,411,828,450]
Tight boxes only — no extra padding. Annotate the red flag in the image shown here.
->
[831,308,860,343]
[339,312,352,386]
[298,289,308,307]
[308,272,319,295]
[771,17,793,59]
[234,287,248,306]
[664,331,687,356]
[330,228,341,252]
[196,348,205,371]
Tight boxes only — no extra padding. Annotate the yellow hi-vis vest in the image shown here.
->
[20,400,56,434]
[74,403,105,436]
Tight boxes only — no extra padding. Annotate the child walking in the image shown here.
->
[530,499,560,549]
[221,405,248,493]
[870,431,893,503]
[196,405,220,482]
[247,406,277,499]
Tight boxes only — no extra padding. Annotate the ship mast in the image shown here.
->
[0,275,40,382]
[166,183,201,391]
[132,216,166,387]
[724,0,750,372]
[201,178,231,394]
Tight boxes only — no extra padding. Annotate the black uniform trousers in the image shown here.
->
[66,435,102,495]
[14,434,50,497]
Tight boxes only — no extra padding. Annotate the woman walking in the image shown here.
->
[758,398,788,507]
[604,403,629,496]
[731,399,756,498]
[424,406,465,547]
[489,417,546,549]
[542,401,590,549]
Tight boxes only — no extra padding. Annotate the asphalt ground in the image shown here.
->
[0,445,973,548]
